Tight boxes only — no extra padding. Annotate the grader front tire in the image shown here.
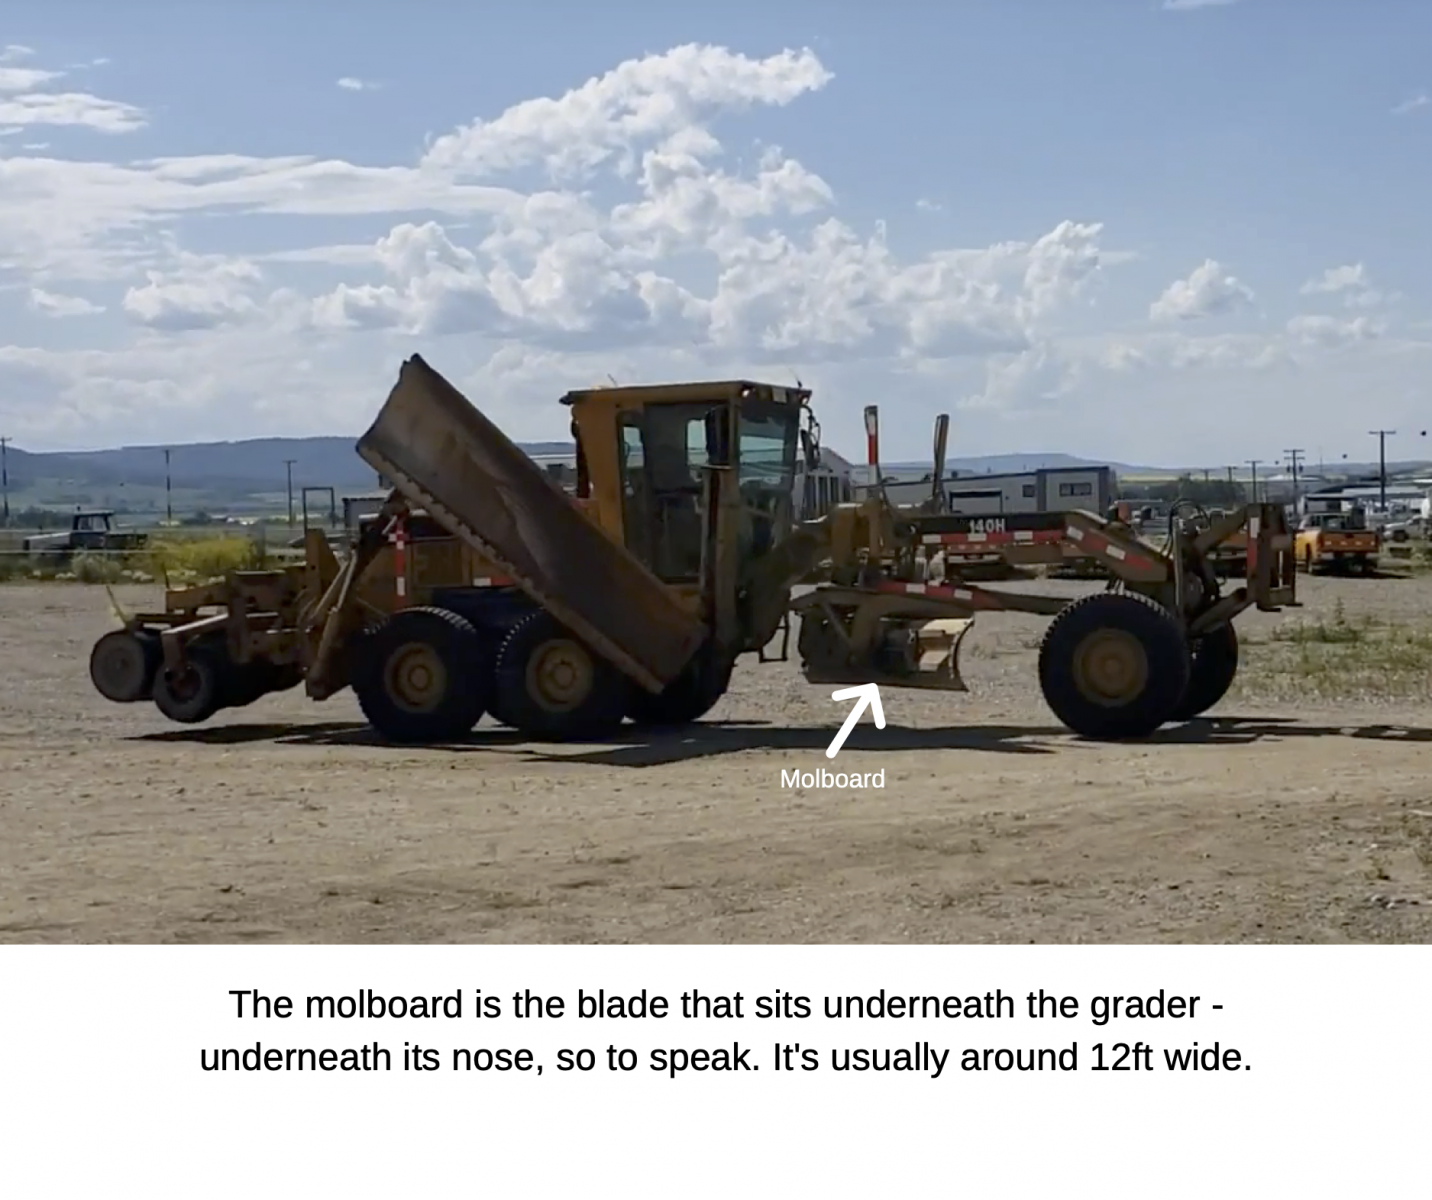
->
[1038,592,1190,740]
[1171,623,1239,721]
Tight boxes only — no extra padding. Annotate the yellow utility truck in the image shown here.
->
[1294,509,1379,575]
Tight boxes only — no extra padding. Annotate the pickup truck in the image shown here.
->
[22,510,150,558]
[1294,512,1379,574]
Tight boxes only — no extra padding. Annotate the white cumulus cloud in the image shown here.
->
[1149,259,1255,322]
[28,288,104,317]
[0,38,1427,464]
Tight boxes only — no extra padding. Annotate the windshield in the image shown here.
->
[737,398,799,560]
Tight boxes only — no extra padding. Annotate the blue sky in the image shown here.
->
[1,0,1430,468]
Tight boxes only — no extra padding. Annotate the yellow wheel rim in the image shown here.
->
[1072,629,1148,707]
[384,642,447,714]
[526,638,593,713]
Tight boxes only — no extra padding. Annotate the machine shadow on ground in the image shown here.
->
[131,714,1432,767]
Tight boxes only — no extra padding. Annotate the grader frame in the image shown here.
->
[88,356,1297,743]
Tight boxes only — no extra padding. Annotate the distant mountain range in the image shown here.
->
[2,437,573,495]
[3,435,1428,517]
[1,436,570,515]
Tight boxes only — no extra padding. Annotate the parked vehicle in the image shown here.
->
[21,510,149,559]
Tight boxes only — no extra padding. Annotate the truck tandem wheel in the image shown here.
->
[353,606,490,743]
[1171,622,1239,721]
[1038,592,1190,740]
[494,609,627,740]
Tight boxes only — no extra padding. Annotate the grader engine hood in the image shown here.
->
[356,355,708,694]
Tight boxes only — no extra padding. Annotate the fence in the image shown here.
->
[0,528,317,584]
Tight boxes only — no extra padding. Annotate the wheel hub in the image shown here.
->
[384,642,447,714]
[1072,628,1148,706]
[527,638,593,713]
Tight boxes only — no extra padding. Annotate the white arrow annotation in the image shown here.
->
[826,682,886,759]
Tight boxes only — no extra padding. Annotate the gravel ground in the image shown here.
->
[2,573,1430,945]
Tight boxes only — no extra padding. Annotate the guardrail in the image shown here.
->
[0,547,309,559]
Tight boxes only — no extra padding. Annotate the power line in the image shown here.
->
[1283,448,1305,507]
[284,459,298,528]
[1368,429,1395,511]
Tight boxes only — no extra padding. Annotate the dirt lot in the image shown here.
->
[3,573,1432,945]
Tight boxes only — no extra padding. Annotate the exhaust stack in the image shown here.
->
[930,413,950,512]
[864,405,882,491]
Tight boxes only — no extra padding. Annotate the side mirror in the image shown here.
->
[800,428,820,472]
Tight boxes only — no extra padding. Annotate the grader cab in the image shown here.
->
[88,355,1298,744]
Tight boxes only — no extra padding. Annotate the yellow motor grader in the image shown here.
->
[88,356,1297,742]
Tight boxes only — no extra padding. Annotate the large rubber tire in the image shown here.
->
[625,649,733,727]
[1038,592,1190,740]
[90,629,161,703]
[352,607,490,744]
[1172,623,1239,721]
[494,609,627,740]
[152,640,227,724]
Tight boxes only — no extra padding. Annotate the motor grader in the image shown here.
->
[88,355,1297,743]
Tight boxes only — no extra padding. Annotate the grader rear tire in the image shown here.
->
[353,607,490,743]
[1171,623,1239,721]
[494,610,627,740]
[1038,592,1190,740]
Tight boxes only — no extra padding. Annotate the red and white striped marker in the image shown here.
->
[920,528,1065,548]
[388,517,408,601]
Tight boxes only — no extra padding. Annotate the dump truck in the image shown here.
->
[88,356,1298,743]
[1294,510,1379,574]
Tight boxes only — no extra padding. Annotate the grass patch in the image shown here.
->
[142,535,263,582]
[1267,598,1368,644]
[1234,598,1432,703]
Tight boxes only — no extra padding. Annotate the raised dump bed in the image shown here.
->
[355,355,707,695]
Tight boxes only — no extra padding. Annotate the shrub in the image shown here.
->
[144,536,262,581]
[71,552,124,584]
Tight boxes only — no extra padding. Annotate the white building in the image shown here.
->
[859,465,1116,516]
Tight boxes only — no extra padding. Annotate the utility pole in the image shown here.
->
[284,459,297,528]
[1283,448,1304,509]
[0,436,9,525]
[1247,459,1262,504]
[163,448,173,524]
[1368,429,1395,510]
